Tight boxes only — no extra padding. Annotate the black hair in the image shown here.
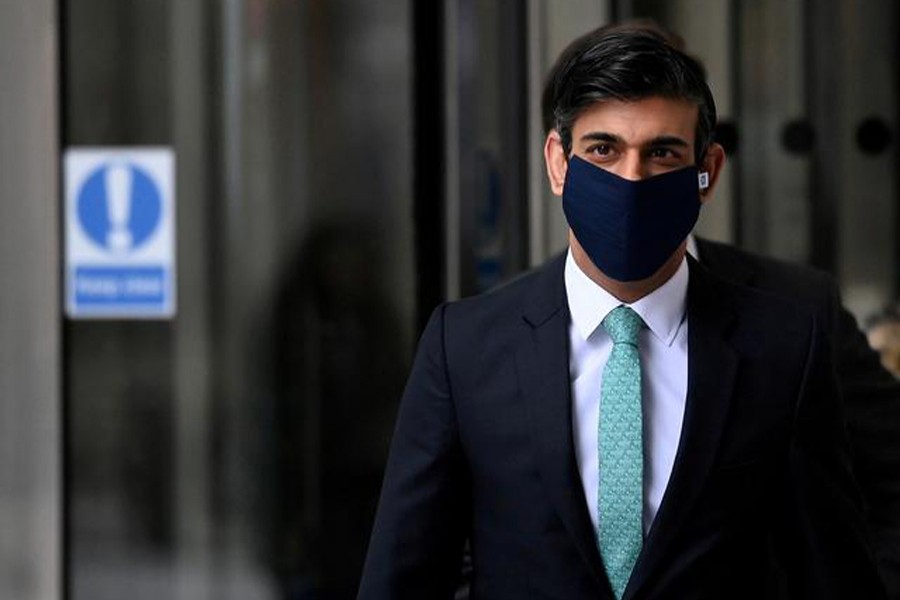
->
[542,22,716,164]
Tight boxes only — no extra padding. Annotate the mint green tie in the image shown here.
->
[598,305,644,599]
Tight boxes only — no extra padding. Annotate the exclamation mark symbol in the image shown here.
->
[106,164,133,251]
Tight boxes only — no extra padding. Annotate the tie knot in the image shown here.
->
[602,306,643,345]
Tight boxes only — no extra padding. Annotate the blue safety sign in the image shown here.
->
[65,148,176,318]
[76,163,162,253]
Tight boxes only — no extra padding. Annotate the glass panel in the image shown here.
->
[813,0,898,318]
[64,1,414,598]
[734,0,811,261]
[446,0,534,297]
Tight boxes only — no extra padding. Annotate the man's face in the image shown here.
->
[543,95,724,296]
[569,96,699,180]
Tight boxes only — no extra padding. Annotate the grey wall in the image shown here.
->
[0,1,61,599]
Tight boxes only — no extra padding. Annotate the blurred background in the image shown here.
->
[1,0,898,598]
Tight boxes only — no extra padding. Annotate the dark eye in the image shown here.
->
[649,147,675,158]
[588,143,613,156]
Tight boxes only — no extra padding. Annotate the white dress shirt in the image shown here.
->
[565,250,689,535]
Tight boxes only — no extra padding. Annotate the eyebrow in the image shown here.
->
[647,135,690,148]
[578,132,691,148]
[579,132,623,144]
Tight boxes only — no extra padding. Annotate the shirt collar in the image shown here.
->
[564,249,689,347]
[686,233,699,259]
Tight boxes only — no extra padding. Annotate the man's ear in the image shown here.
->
[699,142,726,203]
[544,129,568,196]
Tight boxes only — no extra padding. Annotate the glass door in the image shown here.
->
[63,1,415,598]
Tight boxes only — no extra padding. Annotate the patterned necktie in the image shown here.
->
[598,305,644,599]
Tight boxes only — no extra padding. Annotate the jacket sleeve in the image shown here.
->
[357,304,469,600]
[775,315,887,599]
[830,287,900,598]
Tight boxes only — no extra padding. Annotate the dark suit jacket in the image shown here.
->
[358,253,885,599]
[696,237,900,597]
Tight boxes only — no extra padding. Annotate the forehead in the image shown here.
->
[571,96,699,145]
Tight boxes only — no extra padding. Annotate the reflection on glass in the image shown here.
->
[65,1,413,598]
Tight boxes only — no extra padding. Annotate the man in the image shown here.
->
[358,26,885,598]
[538,20,900,597]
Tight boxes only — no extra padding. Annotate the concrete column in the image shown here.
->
[0,1,61,599]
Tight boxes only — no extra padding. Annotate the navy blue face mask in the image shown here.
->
[562,155,707,282]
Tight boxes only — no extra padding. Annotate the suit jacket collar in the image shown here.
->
[516,253,739,599]
[521,252,568,328]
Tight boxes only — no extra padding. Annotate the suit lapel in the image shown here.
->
[514,254,612,594]
[624,258,739,599]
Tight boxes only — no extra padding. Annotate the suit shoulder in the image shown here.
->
[697,237,836,299]
[692,256,820,346]
[443,253,565,327]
